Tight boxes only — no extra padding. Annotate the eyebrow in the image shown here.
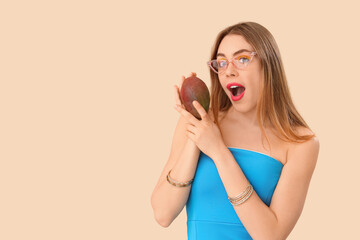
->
[216,49,253,58]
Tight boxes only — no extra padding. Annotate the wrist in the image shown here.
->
[186,137,198,150]
[211,142,228,163]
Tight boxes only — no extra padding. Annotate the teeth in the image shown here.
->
[230,86,239,89]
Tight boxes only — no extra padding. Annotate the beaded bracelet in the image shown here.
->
[230,187,253,206]
[166,169,194,187]
[228,184,252,201]
[228,184,254,206]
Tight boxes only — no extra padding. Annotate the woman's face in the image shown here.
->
[217,34,263,114]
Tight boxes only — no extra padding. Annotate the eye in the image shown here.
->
[236,55,250,64]
[217,60,228,68]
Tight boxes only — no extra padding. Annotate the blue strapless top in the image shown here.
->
[186,147,284,240]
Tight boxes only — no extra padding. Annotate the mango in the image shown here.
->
[180,76,210,120]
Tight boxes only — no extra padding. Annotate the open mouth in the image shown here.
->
[229,86,245,97]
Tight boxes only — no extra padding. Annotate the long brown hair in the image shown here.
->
[209,22,316,148]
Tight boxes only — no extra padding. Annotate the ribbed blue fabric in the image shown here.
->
[186,147,283,240]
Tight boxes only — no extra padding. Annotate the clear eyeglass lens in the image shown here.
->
[218,60,227,69]
[234,55,251,68]
[210,54,253,73]
[210,60,219,72]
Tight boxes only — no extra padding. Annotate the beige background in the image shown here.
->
[1,0,359,239]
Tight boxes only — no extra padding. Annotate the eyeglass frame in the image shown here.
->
[207,51,257,74]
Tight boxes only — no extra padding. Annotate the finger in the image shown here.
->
[174,104,198,126]
[173,85,182,106]
[186,130,196,142]
[180,75,185,90]
[179,76,186,105]
[174,76,186,106]
[185,123,197,135]
[192,101,208,121]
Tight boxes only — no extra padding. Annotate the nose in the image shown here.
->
[224,60,238,77]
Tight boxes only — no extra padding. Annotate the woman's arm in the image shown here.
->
[150,116,200,228]
[212,137,320,240]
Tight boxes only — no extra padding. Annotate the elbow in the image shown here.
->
[150,198,171,228]
[153,210,171,228]
[155,215,171,228]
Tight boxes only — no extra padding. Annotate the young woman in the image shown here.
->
[151,21,320,240]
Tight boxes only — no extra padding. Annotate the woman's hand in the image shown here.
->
[173,72,197,109]
[173,86,225,160]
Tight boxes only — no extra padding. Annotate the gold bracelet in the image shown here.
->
[230,186,253,206]
[166,169,194,187]
[228,184,253,206]
[228,184,252,201]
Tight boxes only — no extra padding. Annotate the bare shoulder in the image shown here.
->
[287,126,320,165]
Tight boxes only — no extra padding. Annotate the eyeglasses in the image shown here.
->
[207,51,257,74]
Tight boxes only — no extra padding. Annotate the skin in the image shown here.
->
[174,34,288,164]
[216,34,264,129]
[213,34,287,163]
[172,34,320,239]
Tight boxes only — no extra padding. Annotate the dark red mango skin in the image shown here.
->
[180,76,210,120]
